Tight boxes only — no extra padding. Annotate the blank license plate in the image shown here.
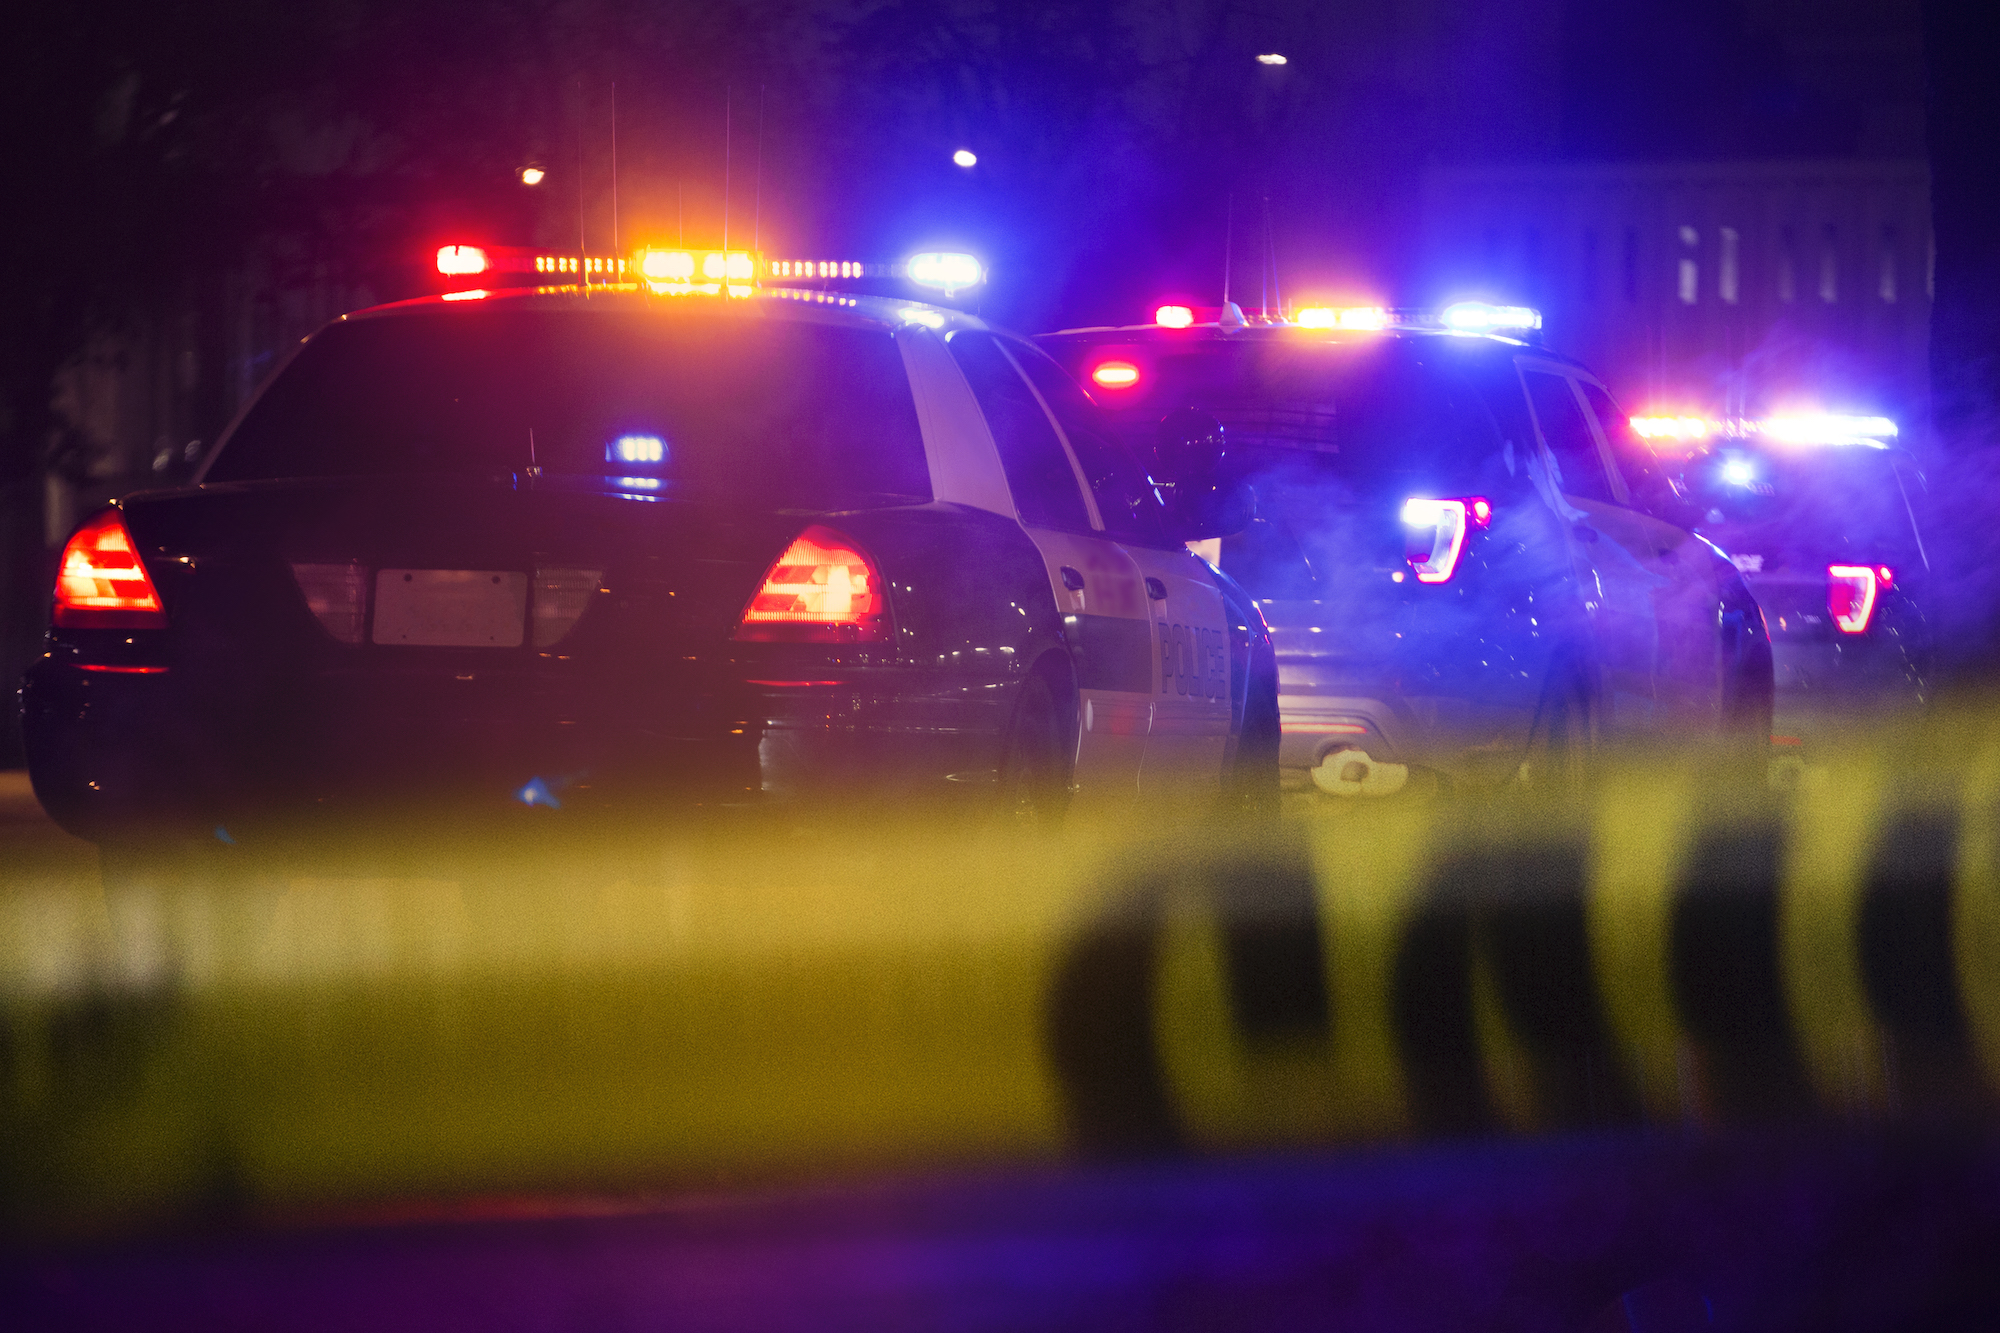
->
[372,570,527,647]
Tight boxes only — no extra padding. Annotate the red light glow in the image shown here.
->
[75,664,169,674]
[436,245,489,276]
[735,526,890,643]
[1155,305,1195,329]
[1401,497,1489,583]
[54,509,166,629]
[1091,362,1141,389]
[1828,564,1885,634]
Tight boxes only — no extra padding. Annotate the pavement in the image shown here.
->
[0,768,97,879]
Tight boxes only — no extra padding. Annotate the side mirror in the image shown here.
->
[1152,408,1250,540]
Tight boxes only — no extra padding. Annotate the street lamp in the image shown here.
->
[952,149,977,168]
[1255,53,1287,65]
[519,166,546,185]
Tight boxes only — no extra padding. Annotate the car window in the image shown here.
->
[1003,338,1166,545]
[1575,380,1684,524]
[208,310,933,508]
[1521,369,1615,503]
[946,330,1093,532]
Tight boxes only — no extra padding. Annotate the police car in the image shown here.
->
[20,249,1279,844]
[1622,413,1932,731]
[1038,301,1774,792]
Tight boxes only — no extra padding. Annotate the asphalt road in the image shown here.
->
[0,768,97,880]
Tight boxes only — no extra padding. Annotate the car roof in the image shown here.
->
[341,284,991,337]
[1035,322,1591,372]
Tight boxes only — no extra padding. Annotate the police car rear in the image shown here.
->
[1039,303,1773,792]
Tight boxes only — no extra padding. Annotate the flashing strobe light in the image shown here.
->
[609,435,666,465]
[1297,306,1387,330]
[907,252,984,293]
[1155,305,1196,328]
[1720,457,1757,487]
[1628,414,1898,448]
[1440,301,1541,333]
[1829,564,1890,634]
[1091,362,1141,389]
[54,509,166,628]
[1401,496,1490,584]
[641,250,696,280]
[734,525,890,643]
[436,245,490,276]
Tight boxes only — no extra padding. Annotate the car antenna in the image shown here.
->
[1222,194,1233,306]
[576,81,587,264]
[1263,192,1279,319]
[753,85,765,253]
[608,84,616,260]
[722,87,732,253]
[677,181,683,246]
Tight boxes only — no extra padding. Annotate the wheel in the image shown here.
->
[1223,650,1281,820]
[997,673,1073,826]
[1519,661,1595,792]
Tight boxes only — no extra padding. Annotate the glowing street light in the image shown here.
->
[952,148,977,168]
[1255,53,1287,65]
[519,166,546,185]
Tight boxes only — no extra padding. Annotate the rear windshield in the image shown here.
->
[207,309,933,508]
[1682,447,1927,573]
[1080,339,1511,497]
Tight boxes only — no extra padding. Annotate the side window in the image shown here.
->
[1522,369,1615,503]
[1005,338,1166,545]
[946,331,1092,532]
[1576,381,1670,515]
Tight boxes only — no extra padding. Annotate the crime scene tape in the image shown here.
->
[4,730,2000,1233]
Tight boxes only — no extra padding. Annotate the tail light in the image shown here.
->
[1400,497,1491,584]
[1829,564,1891,634]
[734,526,890,643]
[54,509,166,628]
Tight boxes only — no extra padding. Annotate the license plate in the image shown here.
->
[372,570,527,647]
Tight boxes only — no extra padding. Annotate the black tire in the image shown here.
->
[1520,661,1595,793]
[1223,651,1281,820]
[998,673,1073,825]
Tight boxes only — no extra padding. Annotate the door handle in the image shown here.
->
[1145,577,1168,601]
[1573,524,1600,544]
[1059,566,1085,591]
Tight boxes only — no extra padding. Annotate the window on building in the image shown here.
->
[1719,227,1740,304]
[1820,225,1839,303]
[1677,225,1699,305]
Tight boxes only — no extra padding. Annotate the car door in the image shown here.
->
[1518,360,1664,737]
[1004,337,1233,794]
[1572,376,1730,732]
[945,329,1155,798]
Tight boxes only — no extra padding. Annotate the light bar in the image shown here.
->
[1155,305,1195,328]
[1629,414,1898,448]
[436,245,489,276]
[1440,301,1541,333]
[906,252,984,293]
[1296,306,1388,330]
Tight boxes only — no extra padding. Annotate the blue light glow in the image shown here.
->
[610,435,667,465]
[1720,457,1756,487]
[613,476,662,490]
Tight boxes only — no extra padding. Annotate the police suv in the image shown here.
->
[1038,302,1774,792]
[21,251,1279,843]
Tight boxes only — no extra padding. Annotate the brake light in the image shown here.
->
[1400,497,1490,584]
[54,509,166,628]
[734,526,890,643]
[1829,564,1890,634]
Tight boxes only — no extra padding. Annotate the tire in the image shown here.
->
[997,673,1073,825]
[1519,661,1595,793]
[1223,651,1281,820]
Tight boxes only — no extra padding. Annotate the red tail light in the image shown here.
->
[1829,564,1890,634]
[54,509,166,628]
[1400,497,1491,584]
[734,526,890,643]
